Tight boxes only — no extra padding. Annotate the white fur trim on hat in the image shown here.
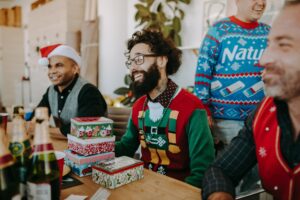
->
[38,57,49,66]
[48,45,81,67]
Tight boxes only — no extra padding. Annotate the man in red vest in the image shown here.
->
[115,30,215,188]
[202,0,300,199]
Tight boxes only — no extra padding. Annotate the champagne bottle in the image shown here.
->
[9,112,32,200]
[0,128,20,199]
[27,107,60,200]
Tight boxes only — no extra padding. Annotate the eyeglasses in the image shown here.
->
[125,54,160,69]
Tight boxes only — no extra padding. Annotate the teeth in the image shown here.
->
[50,75,58,80]
[134,73,142,81]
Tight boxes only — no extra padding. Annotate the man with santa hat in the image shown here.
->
[36,44,107,136]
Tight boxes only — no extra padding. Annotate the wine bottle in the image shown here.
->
[27,107,60,200]
[0,128,21,199]
[9,113,32,200]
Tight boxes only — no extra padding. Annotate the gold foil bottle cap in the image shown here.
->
[35,107,49,120]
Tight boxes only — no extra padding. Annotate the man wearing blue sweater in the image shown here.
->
[194,0,270,150]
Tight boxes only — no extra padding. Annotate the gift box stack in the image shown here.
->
[65,117,116,177]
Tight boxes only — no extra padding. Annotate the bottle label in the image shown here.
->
[9,139,32,157]
[20,182,26,198]
[27,182,51,200]
[12,194,21,200]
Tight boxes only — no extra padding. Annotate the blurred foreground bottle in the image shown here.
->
[9,111,32,200]
[27,107,60,200]
[0,128,20,199]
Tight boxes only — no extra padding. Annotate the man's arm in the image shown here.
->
[115,116,140,157]
[202,111,257,200]
[37,88,51,113]
[194,26,220,107]
[185,109,215,188]
[77,84,107,117]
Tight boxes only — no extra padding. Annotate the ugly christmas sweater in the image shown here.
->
[194,16,270,120]
[115,87,214,188]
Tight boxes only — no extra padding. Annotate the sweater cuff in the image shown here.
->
[202,167,235,200]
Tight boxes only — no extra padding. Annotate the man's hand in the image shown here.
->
[208,192,234,200]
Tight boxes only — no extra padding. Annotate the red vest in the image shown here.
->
[253,97,300,200]
[132,89,207,181]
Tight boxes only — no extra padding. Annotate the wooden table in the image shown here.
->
[52,137,201,200]
[7,123,201,200]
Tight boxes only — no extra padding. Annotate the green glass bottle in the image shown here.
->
[0,128,21,199]
[27,107,60,200]
[9,113,32,200]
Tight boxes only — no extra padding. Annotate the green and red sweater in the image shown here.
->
[115,88,215,188]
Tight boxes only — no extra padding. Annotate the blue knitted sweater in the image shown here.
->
[194,16,270,121]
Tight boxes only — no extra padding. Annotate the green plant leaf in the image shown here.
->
[124,74,132,85]
[157,3,162,12]
[135,12,141,21]
[173,17,181,32]
[179,0,191,4]
[161,25,172,38]
[179,9,185,19]
[174,33,181,46]
[114,87,130,95]
[157,12,167,23]
[146,0,154,6]
[120,97,131,105]
[135,4,150,18]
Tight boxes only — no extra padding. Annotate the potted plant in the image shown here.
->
[134,0,191,46]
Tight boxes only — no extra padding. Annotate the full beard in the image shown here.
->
[264,76,300,100]
[131,63,160,97]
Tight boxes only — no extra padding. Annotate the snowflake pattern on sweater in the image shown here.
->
[194,16,270,120]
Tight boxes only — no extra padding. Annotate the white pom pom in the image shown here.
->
[38,58,49,66]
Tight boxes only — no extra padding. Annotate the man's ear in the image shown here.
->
[157,56,168,69]
[73,64,80,74]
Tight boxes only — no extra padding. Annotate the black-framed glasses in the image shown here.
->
[125,54,160,69]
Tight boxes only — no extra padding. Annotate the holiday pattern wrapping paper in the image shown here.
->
[67,135,115,156]
[92,156,144,189]
[70,117,113,139]
[64,150,115,165]
[65,157,102,177]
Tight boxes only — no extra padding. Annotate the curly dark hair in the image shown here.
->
[285,0,300,6]
[127,29,182,75]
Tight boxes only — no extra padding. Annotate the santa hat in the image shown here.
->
[38,44,81,67]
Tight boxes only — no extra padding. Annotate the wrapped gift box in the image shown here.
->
[65,157,99,177]
[92,156,144,189]
[70,117,113,138]
[64,150,115,165]
[67,134,115,156]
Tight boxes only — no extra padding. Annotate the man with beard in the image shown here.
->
[35,44,107,136]
[115,30,215,188]
[202,0,300,199]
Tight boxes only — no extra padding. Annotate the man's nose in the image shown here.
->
[48,66,56,73]
[259,47,273,68]
[256,0,265,6]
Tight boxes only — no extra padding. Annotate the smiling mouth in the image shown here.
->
[49,75,59,81]
[133,72,143,82]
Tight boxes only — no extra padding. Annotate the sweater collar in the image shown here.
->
[147,79,178,108]
[54,74,79,94]
[229,16,259,29]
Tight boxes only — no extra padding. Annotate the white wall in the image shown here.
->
[99,0,206,97]
[98,0,129,97]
